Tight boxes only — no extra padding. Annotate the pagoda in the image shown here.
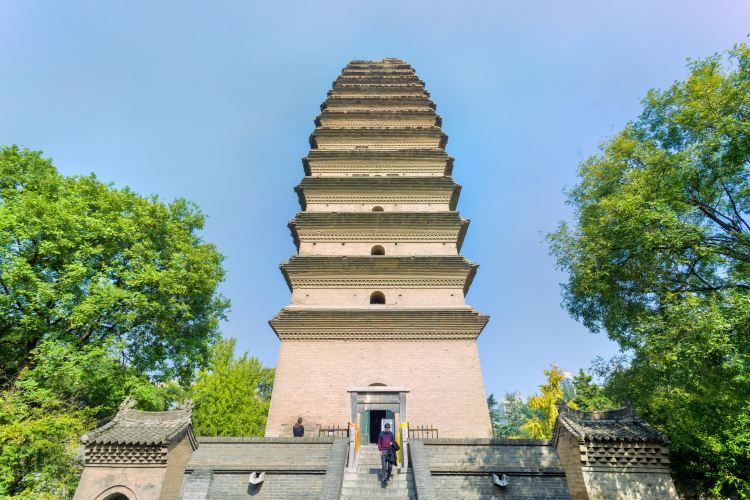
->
[265,58,493,439]
[73,58,680,500]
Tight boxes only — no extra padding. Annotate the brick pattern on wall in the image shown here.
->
[421,440,570,500]
[265,340,492,438]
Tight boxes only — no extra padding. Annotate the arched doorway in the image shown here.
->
[94,485,136,500]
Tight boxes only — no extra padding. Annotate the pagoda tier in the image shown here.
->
[303,149,453,177]
[295,176,460,211]
[289,211,469,250]
[329,84,428,97]
[269,307,489,341]
[335,74,424,85]
[316,110,441,128]
[280,255,477,293]
[322,96,435,111]
[310,126,447,149]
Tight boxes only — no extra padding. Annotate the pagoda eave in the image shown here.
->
[269,307,490,341]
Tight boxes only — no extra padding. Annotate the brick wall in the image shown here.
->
[181,438,335,499]
[582,470,678,499]
[204,472,325,499]
[432,475,570,499]
[74,465,167,500]
[162,436,194,499]
[265,340,492,438]
[420,439,570,499]
[554,433,589,500]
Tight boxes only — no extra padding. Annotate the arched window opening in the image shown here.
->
[372,206,384,212]
[369,382,387,387]
[104,495,129,500]
[371,245,385,256]
[370,291,386,305]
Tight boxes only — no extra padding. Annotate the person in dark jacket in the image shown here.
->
[293,417,304,437]
[378,423,397,483]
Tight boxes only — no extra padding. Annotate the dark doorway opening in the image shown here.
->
[367,410,395,443]
[369,410,386,443]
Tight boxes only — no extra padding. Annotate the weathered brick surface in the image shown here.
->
[187,437,333,470]
[554,433,589,499]
[582,471,677,500]
[422,439,570,499]
[319,438,348,499]
[181,469,213,499]
[423,439,564,471]
[266,340,492,438]
[432,475,570,499]
[207,471,325,499]
[180,438,333,499]
[162,437,194,499]
[409,440,437,500]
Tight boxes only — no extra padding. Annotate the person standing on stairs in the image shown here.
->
[378,422,397,484]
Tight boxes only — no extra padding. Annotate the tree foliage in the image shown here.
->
[0,146,229,385]
[548,44,750,497]
[488,392,536,439]
[522,365,565,439]
[191,338,274,437]
[0,146,228,497]
[0,339,186,497]
[568,368,615,411]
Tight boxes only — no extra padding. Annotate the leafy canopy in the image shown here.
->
[548,44,750,497]
[0,146,228,497]
[191,338,274,437]
[488,392,538,439]
[0,145,230,384]
[522,365,565,440]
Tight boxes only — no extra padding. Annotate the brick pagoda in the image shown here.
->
[73,58,679,500]
[265,58,492,439]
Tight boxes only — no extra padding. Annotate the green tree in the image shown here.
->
[0,338,187,497]
[191,338,275,437]
[568,369,615,411]
[548,44,750,497]
[0,146,228,497]
[0,145,229,385]
[522,365,565,439]
[489,392,537,439]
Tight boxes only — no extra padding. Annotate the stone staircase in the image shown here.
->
[340,444,417,499]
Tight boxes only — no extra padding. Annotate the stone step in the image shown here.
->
[340,493,415,500]
[344,475,410,484]
[342,476,412,484]
[340,495,414,499]
[341,485,410,494]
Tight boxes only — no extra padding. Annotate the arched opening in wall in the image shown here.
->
[369,383,387,386]
[370,291,386,305]
[372,206,384,212]
[95,486,137,500]
[371,245,385,256]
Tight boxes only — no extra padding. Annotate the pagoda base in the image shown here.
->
[265,339,492,438]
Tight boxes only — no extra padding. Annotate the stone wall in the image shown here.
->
[417,438,571,500]
[265,340,492,438]
[555,432,589,499]
[180,437,340,499]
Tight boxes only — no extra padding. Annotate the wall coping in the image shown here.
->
[196,436,337,444]
[420,438,552,446]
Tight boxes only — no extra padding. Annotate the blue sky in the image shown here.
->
[2,1,748,396]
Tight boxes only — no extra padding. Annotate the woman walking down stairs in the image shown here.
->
[339,444,417,499]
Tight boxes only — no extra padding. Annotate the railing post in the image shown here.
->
[399,422,409,473]
[347,422,359,472]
